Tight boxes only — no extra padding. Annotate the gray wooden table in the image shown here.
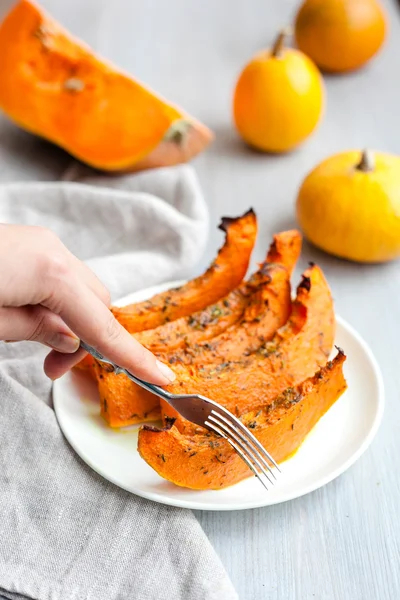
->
[1,0,399,598]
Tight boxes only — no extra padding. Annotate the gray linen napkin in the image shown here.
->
[0,165,238,600]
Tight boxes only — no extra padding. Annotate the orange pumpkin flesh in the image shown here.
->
[135,229,301,353]
[267,229,303,271]
[163,262,291,366]
[138,350,347,490]
[75,209,259,374]
[161,264,335,427]
[0,0,213,171]
[111,209,258,333]
[96,226,301,427]
[98,260,333,430]
[99,261,292,427]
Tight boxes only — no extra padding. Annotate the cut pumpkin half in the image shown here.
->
[0,0,213,171]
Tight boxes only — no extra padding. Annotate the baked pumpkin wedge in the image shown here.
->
[134,267,270,354]
[97,261,291,427]
[266,229,302,272]
[135,229,301,353]
[0,0,213,172]
[112,209,258,332]
[161,264,335,426]
[97,262,332,429]
[95,359,161,426]
[161,262,291,366]
[95,231,301,428]
[76,209,259,374]
[138,350,347,490]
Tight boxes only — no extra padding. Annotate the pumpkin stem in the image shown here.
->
[357,149,375,172]
[271,27,292,58]
[163,119,192,145]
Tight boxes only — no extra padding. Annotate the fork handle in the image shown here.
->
[79,341,173,401]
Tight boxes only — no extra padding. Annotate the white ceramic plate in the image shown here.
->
[53,281,384,511]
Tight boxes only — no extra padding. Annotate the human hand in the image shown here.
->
[0,224,176,384]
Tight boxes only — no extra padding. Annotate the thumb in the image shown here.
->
[0,306,80,353]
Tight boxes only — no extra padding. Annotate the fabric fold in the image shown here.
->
[0,165,238,600]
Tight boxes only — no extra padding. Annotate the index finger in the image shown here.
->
[43,276,176,385]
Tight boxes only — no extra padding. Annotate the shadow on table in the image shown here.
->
[0,118,74,181]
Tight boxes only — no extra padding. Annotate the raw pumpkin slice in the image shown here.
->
[0,0,213,171]
[112,209,258,332]
[138,350,347,490]
[161,263,335,426]
[97,260,291,427]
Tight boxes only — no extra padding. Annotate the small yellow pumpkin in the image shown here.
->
[296,150,400,263]
[233,29,325,154]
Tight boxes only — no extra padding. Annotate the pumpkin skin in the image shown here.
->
[0,0,213,171]
[296,150,400,263]
[94,229,302,428]
[233,30,325,153]
[295,0,387,73]
[138,351,347,490]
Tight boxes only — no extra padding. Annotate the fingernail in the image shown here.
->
[49,333,80,354]
[156,359,176,383]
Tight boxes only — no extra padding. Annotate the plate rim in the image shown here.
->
[54,283,385,511]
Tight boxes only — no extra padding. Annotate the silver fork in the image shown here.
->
[80,342,280,490]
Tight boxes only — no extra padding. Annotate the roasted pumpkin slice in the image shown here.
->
[267,229,302,272]
[95,361,161,426]
[76,209,259,374]
[112,209,258,332]
[97,260,291,427]
[96,260,332,430]
[96,231,302,428]
[138,350,347,490]
[135,229,301,353]
[0,0,213,171]
[161,264,335,425]
[161,261,291,366]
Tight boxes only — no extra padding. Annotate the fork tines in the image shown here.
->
[205,409,280,491]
